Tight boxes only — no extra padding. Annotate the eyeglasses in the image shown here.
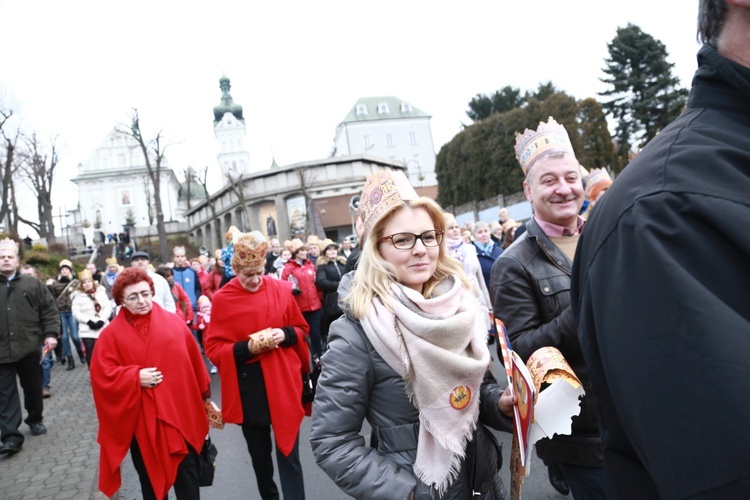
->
[123,290,153,303]
[379,230,444,250]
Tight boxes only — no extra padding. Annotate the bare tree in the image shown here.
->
[192,166,220,249]
[225,170,250,230]
[294,167,321,237]
[17,133,58,241]
[0,106,21,236]
[126,109,170,260]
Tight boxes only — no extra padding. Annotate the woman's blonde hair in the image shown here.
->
[346,197,469,319]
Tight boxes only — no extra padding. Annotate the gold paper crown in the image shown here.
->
[0,238,19,254]
[231,231,268,270]
[584,168,613,196]
[359,170,418,236]
[105,257,118,266]
[514,117,575,176]
[78,270,93,281]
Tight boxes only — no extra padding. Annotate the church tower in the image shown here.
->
[213,75,250,190]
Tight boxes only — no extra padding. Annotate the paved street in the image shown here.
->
[1,354,568,499]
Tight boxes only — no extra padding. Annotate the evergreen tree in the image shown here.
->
[466,85,524,122]
[600,24,688,165]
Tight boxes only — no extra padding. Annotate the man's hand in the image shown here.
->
[44,337,58,350]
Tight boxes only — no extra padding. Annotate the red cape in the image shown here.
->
[205,276,310,456]
[90,304,210,498]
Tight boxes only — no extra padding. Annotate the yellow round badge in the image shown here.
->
[450,386,471,410]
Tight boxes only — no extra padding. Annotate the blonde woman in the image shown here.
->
[71,269,112,366]
[310,171,515,499]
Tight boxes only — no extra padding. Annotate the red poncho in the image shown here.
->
[205,276,310,456]
[90,303,210,498]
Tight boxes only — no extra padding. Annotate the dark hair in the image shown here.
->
[698,0,728,44]
[111,267,155,305]
[154,265,173,280]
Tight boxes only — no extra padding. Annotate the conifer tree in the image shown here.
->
[600,24,688,165]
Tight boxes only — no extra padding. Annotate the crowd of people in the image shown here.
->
[1,3,749,498]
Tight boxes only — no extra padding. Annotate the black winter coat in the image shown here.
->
[571,44,750,499]
[315,256,346,319]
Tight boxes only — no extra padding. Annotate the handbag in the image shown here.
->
[198,435,218,487]
[302,372,315,403]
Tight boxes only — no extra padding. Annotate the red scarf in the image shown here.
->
[90,304,210,498]
[205,277,310,456]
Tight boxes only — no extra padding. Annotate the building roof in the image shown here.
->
[340,96,430,124]
[178,180,207,201]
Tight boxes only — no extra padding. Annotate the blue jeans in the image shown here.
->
[41,350,52,389]
[557,463,605,500]
[59,311,82,359]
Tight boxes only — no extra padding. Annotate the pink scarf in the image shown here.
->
[361,277,490,493]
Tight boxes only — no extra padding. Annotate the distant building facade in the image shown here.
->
[186,155,408,252]
[331,96,437,187]
[70,128,184,246]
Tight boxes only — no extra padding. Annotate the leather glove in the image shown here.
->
[87,320,98,330]
[292,288,302,296]
[95,320,105,329]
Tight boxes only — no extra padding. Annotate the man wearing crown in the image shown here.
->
[204,230,310,499]
[0,238,61,455]
[490,118,604,498]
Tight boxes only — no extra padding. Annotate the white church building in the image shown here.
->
[70,128,189,246]
[331,96,437,187]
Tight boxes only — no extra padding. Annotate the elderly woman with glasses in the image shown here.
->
[90,267,211,500]
[311,171,516,499]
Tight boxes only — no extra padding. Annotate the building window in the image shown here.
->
[364,135,371,148]
[377,103,390,114]
[400,102,412,113]
[409,131,417,145]
[386,133,394,147]
[356,104,367,116]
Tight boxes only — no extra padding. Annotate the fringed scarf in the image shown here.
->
[361,277,490,494]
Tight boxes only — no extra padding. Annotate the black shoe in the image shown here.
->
[547,462,570,496]
[0,440,22,455]
[66,358,75,371]
[29,423,47,436]
[80,355,86,365]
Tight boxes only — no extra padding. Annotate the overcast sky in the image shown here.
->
[1,0,701,223]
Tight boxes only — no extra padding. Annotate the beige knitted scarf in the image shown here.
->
[361,277,490,493]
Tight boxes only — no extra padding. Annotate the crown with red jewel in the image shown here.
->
[359,170,418,236]
[231,231,268,270]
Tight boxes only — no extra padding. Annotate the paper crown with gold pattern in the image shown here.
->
[0,238,19,254]
[584,168,613,200]
[359,170,418,236]
[514,117,576,176]
[105,257,118,266]
[231,230,268,270]
[78,270,93,282]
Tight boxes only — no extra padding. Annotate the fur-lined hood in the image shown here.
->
[316,255,347,267]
